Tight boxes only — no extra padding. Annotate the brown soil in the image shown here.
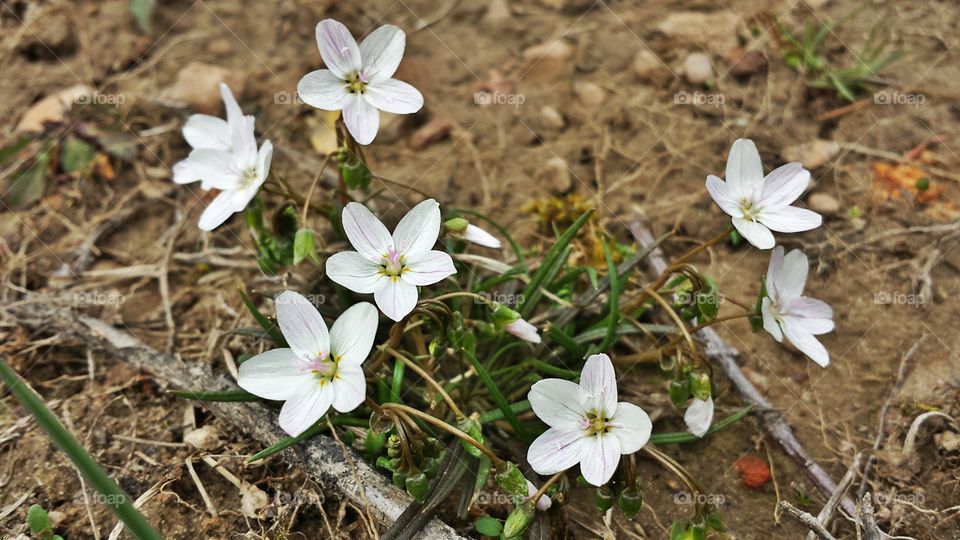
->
[2,0,959,539]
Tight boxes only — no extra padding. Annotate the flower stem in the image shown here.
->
[301,152,334,223]
[530,471,564,504]
[378,402,503,466]
[379,346,464,419]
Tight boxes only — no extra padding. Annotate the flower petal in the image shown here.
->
[527,427,586,476]
[297,69,350,110]
[610,402,652,453]
[198,190,245,231]
[505,318,541,344]
[237,348,306,401]
[343,94,380,145]
[579,434,621,486]
[760,163,810,208]
[461,224,501,248]
[782,322,830,367]
[183,148,240,190]
[732,217,775,249]
[579,353,617,415]
[329,302,379,366]
[374,278,419,322]
[341,202,393,259]
[528,378,583,428]
[773,248,809,301]
[761,297,783,342]
[326,251,384,294]
[758,206,822,234]
[275,290,329,359]
[255,140,273,186]
[172,160,200,185]
[403,250,456,286]
[331,364,366,413]
[315,19,361,79]
[278,383,333,436]
[364,79,424,114]
[786,297,833,329]
[182,114,231,151]
[683,397,713,438]
[220,83,257,162]
[525,480,552,511]
[725,138,764,199]
[358,24,405,81]
[705,175,741,217]
[765,246,785,299]
[392,199,442,256]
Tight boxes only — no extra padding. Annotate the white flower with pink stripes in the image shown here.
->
[326,199,456,321]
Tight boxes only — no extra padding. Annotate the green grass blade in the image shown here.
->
[478,400,530,424]
[526,359,580,379]
[170,389,259,402]
[0,359,162,540]
[649,406,752,445]
[461,348,528,439]
[238,286,287,346]
[248,416,369,462]
[597,237,621,353]
[390,356,405,403]
[547,325,586,358]
[518,209,594,317]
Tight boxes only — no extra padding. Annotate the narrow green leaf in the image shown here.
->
[247,416,368,462]
[0,360,162,539]
[519,209,594,317]
[170,389,259,402]
[461,348,527,439]
[597,238,620,352]
[238,287,287,346]
[649,406,752,445]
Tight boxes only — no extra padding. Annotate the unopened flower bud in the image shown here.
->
[502,501,536,538]
[444,217,469,233]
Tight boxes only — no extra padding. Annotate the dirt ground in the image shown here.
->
[2,0,959,538]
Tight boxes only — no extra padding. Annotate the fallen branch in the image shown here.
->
[1,298,464,540]
[627,220,856,516]
[779,501,837,540]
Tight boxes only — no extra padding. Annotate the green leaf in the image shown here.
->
[0,361,162,540]
[475,516,503,537]
[60,136,95,174]
[237,287,287,346]
[293,228,321,265]
[519,208,594,317]
[170,389,259,402]
[338,152,372,190]
[405,471,430,502]
[0,137,30,164]
[247,416,368,462]
[650,406,752,444]
[28,504,52,535]
[129,0,155,32]
[462,348,527,439]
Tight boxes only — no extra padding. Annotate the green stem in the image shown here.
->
[0,359,162,540]
[460,348,528,440]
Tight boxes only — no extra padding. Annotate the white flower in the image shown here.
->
[706,138,821,249]
[461,224,501,248]
[525,480,552,511]
[505,318,541,344]
[527,353,652,487]
[172,83,273,231]
[326,199,456,322]
[684,397,714,438]
[761,246,834,367]
[237,292,378,436]
[297,19,424,145]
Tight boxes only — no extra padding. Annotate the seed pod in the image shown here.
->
[595,485,615,512]
[405,471,430,502]
[618,486,643,519]
[502,501,536,538]
[494,461,528,497]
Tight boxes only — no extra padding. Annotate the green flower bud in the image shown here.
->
[293,228,321,265]
[688,371,711,401]
[365,430,385,457]
[494,461,528,497]
[595,485,615,512]
[444,217,469,233]
[474,320,497,339]
[456,416,485,459]
[502,501,536,539]
[405,471,430,502]
[338,154,372,190]
[392,468,408,489]
[490,302,521,327]
[668,380,691,409]
[618,486,643,519]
